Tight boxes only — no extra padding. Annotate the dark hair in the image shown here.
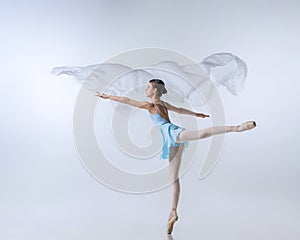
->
[149,79,167,96]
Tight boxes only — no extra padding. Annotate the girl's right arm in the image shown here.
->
[95,92,152,109]
[95,92,127,103]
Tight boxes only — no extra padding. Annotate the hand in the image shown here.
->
[196,113,210,118]
[95,91,110,99]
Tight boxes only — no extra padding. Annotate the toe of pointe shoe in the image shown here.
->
[249,121,256,130]
[166,216,178,234]
[249,121,256,129]
[167,222,174,234]
[238,121,256,132]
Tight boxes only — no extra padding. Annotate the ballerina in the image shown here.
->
[95,78,256,235]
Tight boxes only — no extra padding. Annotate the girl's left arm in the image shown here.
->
[164,101,208,117]
[178,106,210,118]
[179,107,197,116]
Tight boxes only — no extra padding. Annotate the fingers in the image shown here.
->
[95,92,104,97]
[95,92,109,100]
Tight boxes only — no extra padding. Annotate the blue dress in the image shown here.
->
[149,112,189,160]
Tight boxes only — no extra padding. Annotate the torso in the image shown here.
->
[148,101,164,115]
[148,101,171,123]
[148,106,157,115]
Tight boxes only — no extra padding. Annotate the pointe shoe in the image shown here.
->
[166,210,178,234]
[237,121,256,132]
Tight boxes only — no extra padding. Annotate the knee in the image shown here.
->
[176,132,183,143]
[169,174,179,182]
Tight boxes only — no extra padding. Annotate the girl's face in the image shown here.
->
[145,82,156,98]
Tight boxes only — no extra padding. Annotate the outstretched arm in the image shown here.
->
[181,107,210,118]
[163,101,209,118]
[95,92,152,110]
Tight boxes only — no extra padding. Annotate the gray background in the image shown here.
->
[1,0,299,239]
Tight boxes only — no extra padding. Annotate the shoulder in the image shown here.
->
[161,101,173,109]
[139,101,154,110]
[125,98,153,109]
[161,101,181,113]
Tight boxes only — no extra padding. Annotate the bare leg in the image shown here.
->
[176,121,256,143]
[169,145,184,209]
[167,145,184,234]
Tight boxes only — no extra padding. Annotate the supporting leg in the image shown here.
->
[168,145,184,209]
[167,145,184,234]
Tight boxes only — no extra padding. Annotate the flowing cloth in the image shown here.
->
[51,53,247,108]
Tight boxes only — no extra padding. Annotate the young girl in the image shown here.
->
[95,78,256,234]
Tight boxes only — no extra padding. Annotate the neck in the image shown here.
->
[151,95,161,103]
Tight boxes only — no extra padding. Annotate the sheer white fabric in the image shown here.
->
[51,53,247,108]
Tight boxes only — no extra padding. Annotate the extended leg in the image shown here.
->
[176,121,256,143]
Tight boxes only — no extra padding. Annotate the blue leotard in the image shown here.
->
[149,112,189,160]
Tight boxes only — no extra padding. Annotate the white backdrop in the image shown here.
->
[1,0,299,239]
